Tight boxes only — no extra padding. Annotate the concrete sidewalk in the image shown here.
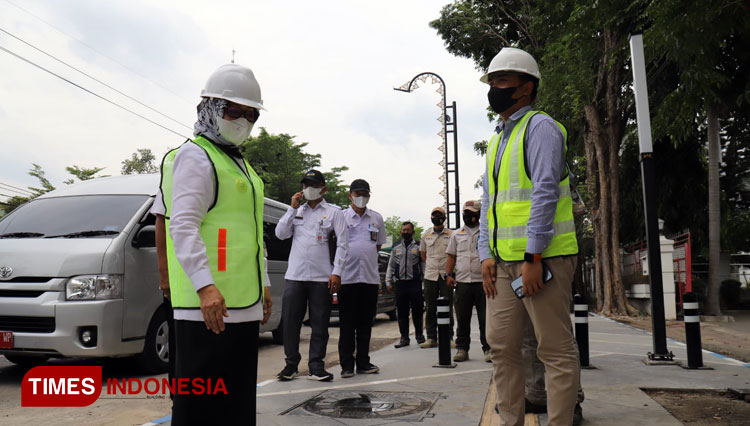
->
[484,314,750,426]
[144,314,750,425]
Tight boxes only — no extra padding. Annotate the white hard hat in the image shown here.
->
[201,64,266,111]
[480,47,541,84]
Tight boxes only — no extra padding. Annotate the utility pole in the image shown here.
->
[629,32,674,363]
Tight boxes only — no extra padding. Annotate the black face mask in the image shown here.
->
[401,233,413,242]
[487,86,519,114]
[431,217,445,226]
[463,213,478,227]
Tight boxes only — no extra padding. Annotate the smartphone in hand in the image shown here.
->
[510,262,553,299]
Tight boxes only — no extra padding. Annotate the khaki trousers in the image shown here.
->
[525,319,585,406]
[486,256,579,426]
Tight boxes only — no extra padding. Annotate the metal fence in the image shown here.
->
[672,233,692,305]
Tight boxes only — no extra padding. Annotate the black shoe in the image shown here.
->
[394,338,410,348]
[415,334,426,344]
[341,369,355,378]
[356,363,380,374]
[573,403,583,426]
[308,369,334,381]
[525,398,547,414]
[277,365,298,381]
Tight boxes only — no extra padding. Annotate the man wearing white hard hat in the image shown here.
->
[160,63,270,425]
[478,47,580,426]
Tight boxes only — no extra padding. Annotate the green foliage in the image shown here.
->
[2,163,105,217]
[722,108,750,212]
[720,279,742,309]
[27,163,55,196]
[692,276,707,302]
[64,165,106,184]
[723,210,750,253]
[647,0,750,141]
[121,148,159,175]
[321,166,351,208]
[642,1,750,256]
[239,128,349,205]
[433,0,750,262]
[0,195,30,217]
[384,216,424,246]
[618,131,709,245]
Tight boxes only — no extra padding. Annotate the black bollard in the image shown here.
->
[573,294,590,368]
[433,297,456,368]
[683,292,703,368]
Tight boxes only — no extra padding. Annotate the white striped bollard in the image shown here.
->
[683,292,703,368]
[573,294,590,367]
[433,297,456,368]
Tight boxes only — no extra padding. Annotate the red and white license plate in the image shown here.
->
[0,331,13,349]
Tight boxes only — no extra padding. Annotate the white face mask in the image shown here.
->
[352,196,369,209]
[303,186,323,201]
[217,117,254,145]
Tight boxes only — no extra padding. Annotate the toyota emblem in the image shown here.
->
[0,266,12,279]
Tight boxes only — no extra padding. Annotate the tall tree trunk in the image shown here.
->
[706,107,722,315]
[603,49,639,317]
[586,104,618,315]
[585,132,605,312]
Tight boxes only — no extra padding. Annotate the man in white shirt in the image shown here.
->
[445,200,490,363]
[275,169,349,382]
[338,179,386,378]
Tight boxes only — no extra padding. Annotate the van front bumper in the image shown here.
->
[0,291,143,358]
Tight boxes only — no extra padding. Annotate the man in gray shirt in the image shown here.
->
[385,221,425,348]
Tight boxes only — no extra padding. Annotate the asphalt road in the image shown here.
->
[0,314,401,426]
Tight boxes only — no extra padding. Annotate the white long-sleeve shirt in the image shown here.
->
[275,200,349,282]
[166,142,265,323]
[341,206,386,285]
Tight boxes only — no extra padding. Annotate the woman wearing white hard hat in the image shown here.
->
[158,63,270,425]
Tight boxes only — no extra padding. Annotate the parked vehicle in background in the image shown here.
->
[0,174,289,372]
[331,251,397,320]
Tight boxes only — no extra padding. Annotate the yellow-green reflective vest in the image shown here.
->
[486,110,578,261]
[160,136,265,309]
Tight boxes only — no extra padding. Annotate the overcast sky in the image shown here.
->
[0,0,496,227]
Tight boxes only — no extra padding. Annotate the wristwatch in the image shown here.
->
[524,252,542,263]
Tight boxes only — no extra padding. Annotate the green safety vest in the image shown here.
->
[160,136,265,309]
[486,110,578,261]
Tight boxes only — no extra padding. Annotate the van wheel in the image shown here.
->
[137,307,169,374]
[272,319,284,344]
[4,354,49,367]
[387,310,398,321]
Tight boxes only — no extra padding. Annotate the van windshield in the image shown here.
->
[0,195,149,238]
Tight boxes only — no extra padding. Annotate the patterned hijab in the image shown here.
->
[193,98,233,147]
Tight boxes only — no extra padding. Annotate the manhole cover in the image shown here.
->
[282,390,441,420]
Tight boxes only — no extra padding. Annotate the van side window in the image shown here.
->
[264,221,291,261]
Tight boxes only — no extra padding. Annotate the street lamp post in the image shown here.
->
[394,72,460,228]
[629,32,674,363]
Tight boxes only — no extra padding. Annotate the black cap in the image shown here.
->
[301,169,325,185]
[349,179,370,193]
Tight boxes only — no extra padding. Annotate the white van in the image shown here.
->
[0,174,289,372]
